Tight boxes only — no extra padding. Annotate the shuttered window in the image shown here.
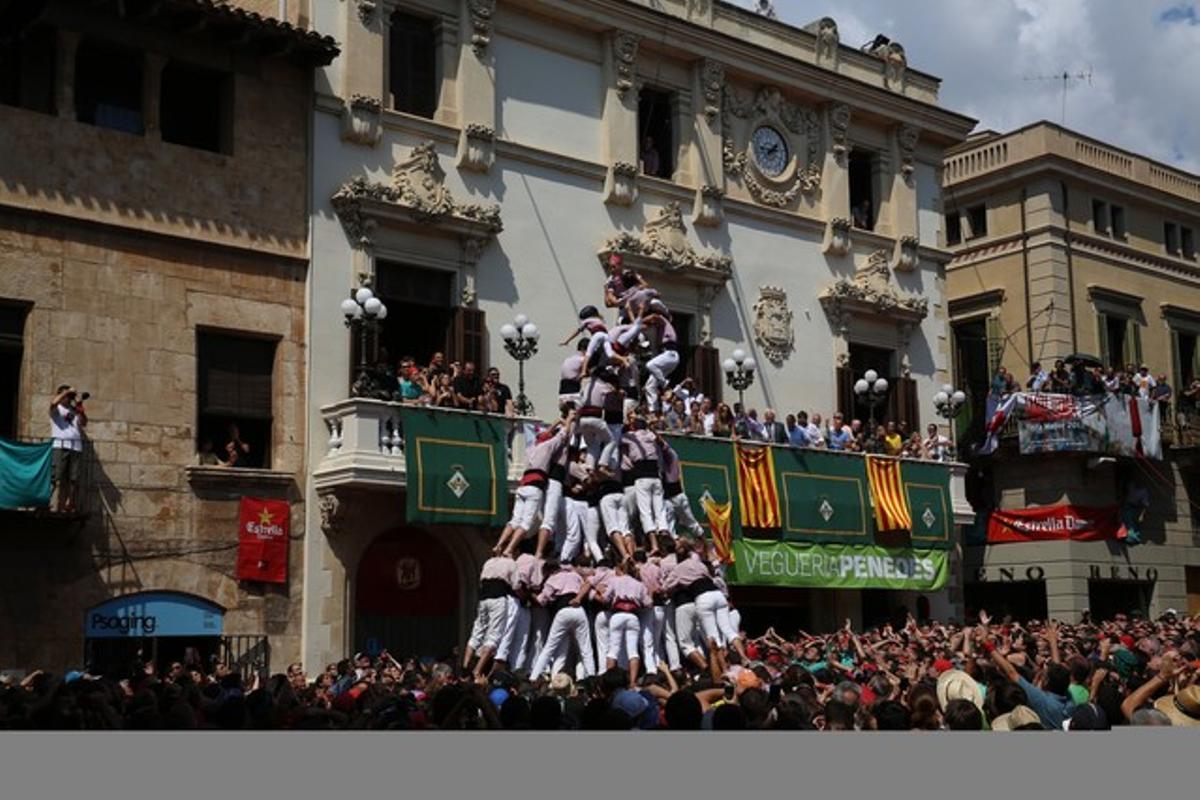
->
[197,331,276,468]
[688,344,722,403]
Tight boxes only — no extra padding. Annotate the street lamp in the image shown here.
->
[341,279,389,399]
[723,348,756,409]
[500,313,539,416]
[853,369,889,430]
[933,383,967,459]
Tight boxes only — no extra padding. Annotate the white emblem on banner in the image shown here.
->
[447,467,470,498]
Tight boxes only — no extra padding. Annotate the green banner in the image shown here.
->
[0,437,52,509]
[899,460,953,549]
[772,448,871,544]
[729,539,948,590]
[664,435,741,539]
[402,408,508,528]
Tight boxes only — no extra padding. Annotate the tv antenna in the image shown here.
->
[1023,67,1093,125]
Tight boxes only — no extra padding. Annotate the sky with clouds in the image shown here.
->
[763,0,1200,173]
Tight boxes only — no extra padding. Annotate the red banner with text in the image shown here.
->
[237,497,290,584]
[986,504,1121,543]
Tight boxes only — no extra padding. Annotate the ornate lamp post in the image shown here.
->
[500,314,539,416]
[340,280,389,399]
[933,383,967,459]
[853,369,889,430]
[722,348,756,409]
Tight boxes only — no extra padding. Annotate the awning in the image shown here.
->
[85,592,224,638]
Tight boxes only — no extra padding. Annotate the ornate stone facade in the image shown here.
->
[814,17,839,69]
[612,31,640,100]
[722,85,823,208]
[753,286,795,366]
[599,201,732,279]
[466,0,497,57]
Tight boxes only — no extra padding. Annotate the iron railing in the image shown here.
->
[219,634,271,681]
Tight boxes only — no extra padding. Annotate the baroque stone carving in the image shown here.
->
[700,59,725,121]
[753,286,795,366]
[318,491,345,536]
[722,85,823,207]
[467,0,496,57]
[882,42,907,90]
[693,184,724,228]
[604,161,639,207]
[820,250,929,327]
[457,123,496,173]
[599,202,732,279]
[891,235,920,272]
[341,94,383,147]
[829,103,851,164]
[351,0,377,27]
[815,17,839,68]
[822,217,852,257]
[897,124,920,182]
[331,140,502,249]
[612,31,640,100]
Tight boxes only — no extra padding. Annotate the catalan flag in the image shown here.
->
[866,455,912,532]
[736,443,780,529]
[702,496,735,564]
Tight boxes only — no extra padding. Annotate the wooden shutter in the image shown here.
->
[836,366,856,420]
[1097,312,1110,367]
[985,315,1004,375]
[689,344,721,403]
[447,307,486,371]
[1127,319,1142,365]
[901,376,919,430]
[199,333,275,419]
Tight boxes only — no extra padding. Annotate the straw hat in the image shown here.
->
[936,669,984,712]
[991,705,1042,731]
[1153,685,1200,727]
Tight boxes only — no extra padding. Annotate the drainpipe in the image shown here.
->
[1020,188,1034,366]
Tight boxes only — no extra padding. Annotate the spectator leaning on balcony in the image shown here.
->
[1132,365,1157,399]
[453,361,484,410]
[1027,361,1049,392]
[761,409,788,444]
[49,385,87,512]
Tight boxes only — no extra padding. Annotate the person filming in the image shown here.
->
[49,384,88,513]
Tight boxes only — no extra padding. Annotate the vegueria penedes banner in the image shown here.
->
[728,538,948,590]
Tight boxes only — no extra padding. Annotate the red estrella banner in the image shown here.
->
[986,504,1122,543]
[237,497,290,583]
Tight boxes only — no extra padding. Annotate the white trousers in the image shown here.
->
[598,424,623,470]
[607,610,642,663]
[635,477,668,534]
[561,497,588,563]
[661,601,681,670]
[639,606,664,668]
[576,416,611,464]
[729,608,742,640]
[531,606,594,679]
[593,609,610,673]
[695,590,733,647]
[674,601,700,657]
[467,597,509,651]
[541,478,565,537]
[508,484,544,533]
[599,493,629,536]
[495,597,531,668]
[644,350,680,411]
[527,606,550,672]
[667,493,705,539]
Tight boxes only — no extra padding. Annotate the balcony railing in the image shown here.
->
[313,398,974,526]
[0,436,96,521]
[313,398,535,492]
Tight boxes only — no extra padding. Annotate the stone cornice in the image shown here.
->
[597,201,732,286]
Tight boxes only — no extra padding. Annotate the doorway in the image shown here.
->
[952,318,990,443]
[964,581,1048,623]
[354,527,462,661]
[1087,580,1152,621]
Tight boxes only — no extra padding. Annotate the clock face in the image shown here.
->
[751,126,789,178]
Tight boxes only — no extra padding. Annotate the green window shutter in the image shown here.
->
[985,315,1004,375]
[1170,329,1183,389]
[1099,311,1108,367]
[1127,319,1142,365]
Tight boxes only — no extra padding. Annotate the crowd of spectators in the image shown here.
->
[997,358,1199,414]
[392,353,515,415]
[5,610,1197,731]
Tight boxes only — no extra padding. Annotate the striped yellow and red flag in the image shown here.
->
[735,442,780,529]
[866,455,912,532]
[702,496,734,565]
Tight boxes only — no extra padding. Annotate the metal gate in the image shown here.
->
[219,635,271,680]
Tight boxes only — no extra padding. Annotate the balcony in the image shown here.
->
[313,398,534,493]
[0,437,96,544]
[312,398,974,530]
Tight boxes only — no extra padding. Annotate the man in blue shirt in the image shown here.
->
[789,412,811,448]
[984,621,1075,729]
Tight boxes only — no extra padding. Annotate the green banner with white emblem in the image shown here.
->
[402,408,508,528]
[899,460,953,549]
[772,448,872,545]
[663,434,742,540]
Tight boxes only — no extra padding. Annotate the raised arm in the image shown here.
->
[1120,655,1176,722]
[1046,620,1061,665]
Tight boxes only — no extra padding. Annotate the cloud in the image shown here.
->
[760,0,1200,173]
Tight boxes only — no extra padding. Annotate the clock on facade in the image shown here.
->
[751,125,789,177]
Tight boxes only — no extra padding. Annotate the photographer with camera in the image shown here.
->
[49,384,88,513]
